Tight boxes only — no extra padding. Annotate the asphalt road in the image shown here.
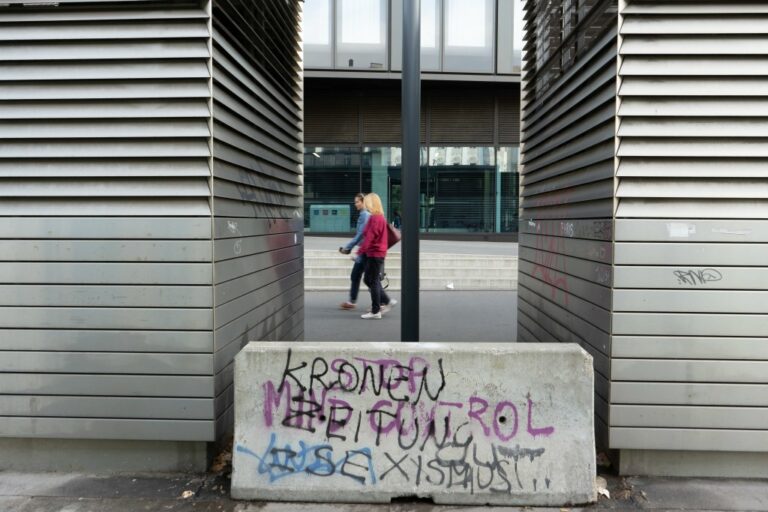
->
[304,291,518,342]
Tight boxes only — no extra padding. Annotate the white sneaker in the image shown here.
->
[361,311,382,320]
[381,299,398,314]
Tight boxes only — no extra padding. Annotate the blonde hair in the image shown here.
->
[363,192,384,216]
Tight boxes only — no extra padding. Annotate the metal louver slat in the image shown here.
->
[0,141,211,158]
[519,0,617,453]
[620,76,768,96]
[621,3,768,15]
[0,120,210,138]
[620,117,768,137]
[0,41,210,60]
[0,61,210,80]
[0,81,212,100]
[0,100,210,119]
[621,56,768,75]
[0,0,215,444]
[619,97,768,116]
[0,199,212,216]
[0,160,211,177]
[621,36,768,54]
[622,15,768,34]
[619,139,768,157]
[615,218,768,242]
[210,0,303,440]
[0,8,207,23]
[617,158,768,177]
[616,199,768,219]
[0,179,210,197]
[0,21,210,40]
[617,179,768,198]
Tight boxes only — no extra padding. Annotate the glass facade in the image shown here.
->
[443,0,495,73]
[336,0,388,69]
[304,146,519,234]
[302,0,333,68]
[420,0,441,71]
[302,0,522,74]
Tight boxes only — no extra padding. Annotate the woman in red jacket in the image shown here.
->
[358,192,393,319]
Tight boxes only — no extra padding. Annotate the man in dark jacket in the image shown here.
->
[338,193,369,309]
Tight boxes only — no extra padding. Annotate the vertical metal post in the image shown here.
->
[402,0,421,342]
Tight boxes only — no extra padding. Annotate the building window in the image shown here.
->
[513,0,524,72]
[443,0,495,73]
[304,147,362,232]
[497,146,520,233]
[303,0,333,68]
[426,147,496,232]
[336,0,388,70]
[304,145,519,235]
[421,0,441,71]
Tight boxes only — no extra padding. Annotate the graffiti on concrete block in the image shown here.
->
[236,349,558,494]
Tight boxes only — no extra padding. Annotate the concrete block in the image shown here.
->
[232,342,595,506]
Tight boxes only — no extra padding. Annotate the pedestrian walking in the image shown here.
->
[392,209,402,229]
[358,193,397,319]
[338,193,368,310]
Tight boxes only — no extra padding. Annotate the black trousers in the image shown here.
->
[363,256,389,314]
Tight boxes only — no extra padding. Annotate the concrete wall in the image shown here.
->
[0,0,304,471]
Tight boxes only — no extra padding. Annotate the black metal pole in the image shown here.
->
[402,0,420,342]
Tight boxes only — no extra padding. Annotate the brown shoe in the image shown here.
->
[340,301,356,310]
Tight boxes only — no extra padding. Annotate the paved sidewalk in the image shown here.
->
[2,470,767,512]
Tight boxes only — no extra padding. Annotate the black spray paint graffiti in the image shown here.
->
[673,268,723,286]
[377,420,549,494]
[239,349,556,494]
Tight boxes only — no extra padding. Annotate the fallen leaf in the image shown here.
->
[596,476,610,499]
[619,476,633,491]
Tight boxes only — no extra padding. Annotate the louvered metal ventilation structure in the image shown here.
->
[0,0,303,471]
[520,0,768,477]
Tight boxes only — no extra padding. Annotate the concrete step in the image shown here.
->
[306,250,516,260]
[306,254,517,268]
[305,276,518,291]
[305,266,517,278]
[308,259,517,268]
[304,250,519,291]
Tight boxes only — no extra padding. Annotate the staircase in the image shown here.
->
[304,250,518,291]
